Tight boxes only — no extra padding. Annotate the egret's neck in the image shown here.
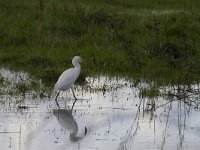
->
[73,63,81,76]
[72,61,81,79]
[72,60,81,68]
[74,63,80,68]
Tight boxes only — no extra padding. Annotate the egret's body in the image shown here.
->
[54,56,83,109]
[54,68,80,91]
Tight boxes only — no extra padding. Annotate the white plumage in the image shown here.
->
[54,68,80,91]
[54,56,83,109]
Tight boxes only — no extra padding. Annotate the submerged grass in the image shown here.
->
[0,0,200,87]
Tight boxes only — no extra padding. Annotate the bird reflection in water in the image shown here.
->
[53,109,80,142]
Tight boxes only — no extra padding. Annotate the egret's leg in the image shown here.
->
[71,100,77,110]
[71,88,77,110]
[55,91,60,109]
[71,88,77,100]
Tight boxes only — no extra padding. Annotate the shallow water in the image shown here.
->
[0,68,200,150]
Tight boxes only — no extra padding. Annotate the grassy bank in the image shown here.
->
[0,0,200,86]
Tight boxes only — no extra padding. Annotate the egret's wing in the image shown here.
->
[54,68,75,91]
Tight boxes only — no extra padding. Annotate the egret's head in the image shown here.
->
[72,56,84,66]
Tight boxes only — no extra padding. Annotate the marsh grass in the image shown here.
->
[0,0,200,87]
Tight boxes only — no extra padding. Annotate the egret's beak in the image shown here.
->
[80,58,85,63]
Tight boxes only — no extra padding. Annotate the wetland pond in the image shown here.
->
[0,68,200,150]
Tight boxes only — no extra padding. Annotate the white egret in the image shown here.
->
[54,56,84,109]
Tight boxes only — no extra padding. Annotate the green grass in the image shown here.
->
[0,0,200,87]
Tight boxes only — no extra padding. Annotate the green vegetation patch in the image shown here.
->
[0,0,200,87]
